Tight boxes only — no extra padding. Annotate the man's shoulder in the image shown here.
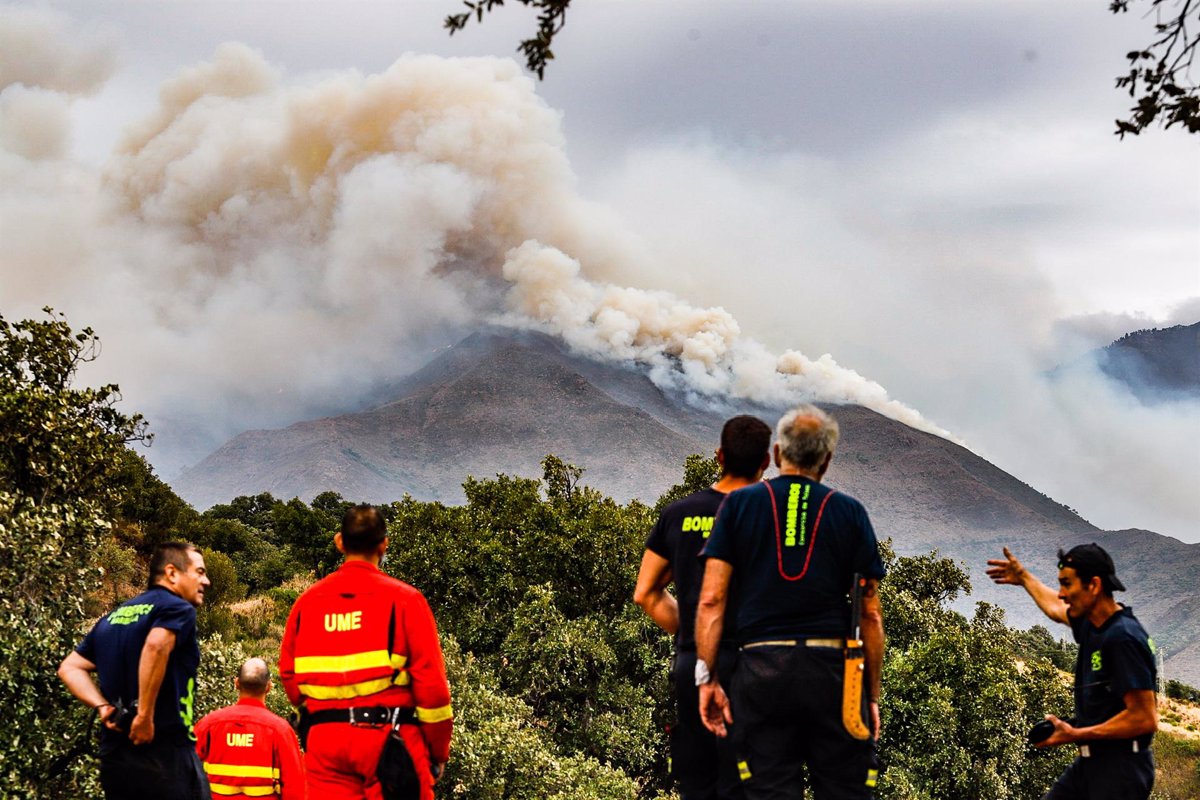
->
[1106,607,1153,645]
[661,488,726,520]
[298,564,416,595]
[824,485,868,511]
[201,701,285,725]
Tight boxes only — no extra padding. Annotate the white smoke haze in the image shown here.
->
[1,5,1195,541]
[581,132,1199,542]
[1,29,946,482]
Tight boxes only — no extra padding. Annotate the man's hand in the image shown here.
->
[1035,714,1078,749]
[129,711,155,745]
[985,547,1068,624]
[432,762,446,783]
[699,682,733,738]
[98,704,120,731]
[985,547,1027,586]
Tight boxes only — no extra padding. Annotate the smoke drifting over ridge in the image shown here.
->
[3,27,947,477]
[4,6,1196,543]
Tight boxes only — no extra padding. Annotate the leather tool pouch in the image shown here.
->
[377,727,421,800]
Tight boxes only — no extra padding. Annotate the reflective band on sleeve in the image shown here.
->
[209,784,279,797]
[866,768,878,788]
[293,650,406,674]
[738,760,752,781]
[416,704,454,723]
[204,763,281,779]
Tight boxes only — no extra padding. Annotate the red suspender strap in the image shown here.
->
[763,479,836,581]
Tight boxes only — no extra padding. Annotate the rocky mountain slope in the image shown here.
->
[175,329,1200,682]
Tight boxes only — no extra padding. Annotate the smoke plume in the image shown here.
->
[2,28,947,479]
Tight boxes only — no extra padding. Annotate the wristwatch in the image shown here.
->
[695,659,713,686]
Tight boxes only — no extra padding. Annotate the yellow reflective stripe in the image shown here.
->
[204,763,280,779]
[294,650,400,674]
[866,768,878,788]
[737,760,752,781]
[416,704,453,723]
[299,676,393,699]
[210,784,278,797]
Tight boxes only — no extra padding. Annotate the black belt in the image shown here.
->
[306,706,416,727]
[742,637,845,650]
[1078,737,1150,757]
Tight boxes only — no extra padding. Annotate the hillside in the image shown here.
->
[1097,322,1200,402]
[175,329,1200,683]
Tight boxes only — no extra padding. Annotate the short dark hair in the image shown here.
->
[237,658,271,695]
[341,505,387,554]
[148,542,198,589]
[720,415,772,478]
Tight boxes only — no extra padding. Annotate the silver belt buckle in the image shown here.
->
[1079,744,1091,758]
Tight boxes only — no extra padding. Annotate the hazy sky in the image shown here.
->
[2,0,1198,540]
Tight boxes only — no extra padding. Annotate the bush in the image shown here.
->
[0,310,147,796]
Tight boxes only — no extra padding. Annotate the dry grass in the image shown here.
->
[1160,697,1200,739]
[1155,697,1200,799]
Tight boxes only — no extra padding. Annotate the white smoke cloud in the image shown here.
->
[0,6,115,97]
[2,24,949,479]
[580,130,1199,542]
[499,240,946,434]
[2,7,1192,541]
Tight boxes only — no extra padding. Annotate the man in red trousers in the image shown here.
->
[280,505,453,800]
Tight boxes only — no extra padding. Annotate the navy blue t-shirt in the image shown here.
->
[702,476,885,642]
[645,488,737,651]
[1069,605,1157,730]
[77,586,201,751]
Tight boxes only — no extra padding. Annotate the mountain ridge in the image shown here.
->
[174,329,1200,682]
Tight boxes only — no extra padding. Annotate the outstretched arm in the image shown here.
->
[986,547,1068,625]
[633,550,678,635]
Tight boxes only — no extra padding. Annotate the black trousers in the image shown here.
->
[1042,748,1154,800]
[672,647,746,800]
[732,643,876,800]
[99,739,210,800]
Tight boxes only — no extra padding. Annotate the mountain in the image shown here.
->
[1096,322,1200,402]
[175,329,1200,683]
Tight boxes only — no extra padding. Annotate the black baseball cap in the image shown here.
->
[1057,543,1126,592]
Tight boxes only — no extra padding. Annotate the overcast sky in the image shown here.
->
[2,0,1198,540]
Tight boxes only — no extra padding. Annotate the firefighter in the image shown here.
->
[634,414,771,799]
[279,505,452,800]
[57,541,212,800]
[696,405,886,800]
[195,658,306,800]
[987,544,1158,800]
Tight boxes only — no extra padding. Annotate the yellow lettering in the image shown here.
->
[682,517,693,532]
[323,612,364,632]
[225,732,255,747]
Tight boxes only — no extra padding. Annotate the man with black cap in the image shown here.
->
[986,543,1158,800]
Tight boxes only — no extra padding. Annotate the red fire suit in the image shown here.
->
[279,560,453,800]
[195,696,307,800]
